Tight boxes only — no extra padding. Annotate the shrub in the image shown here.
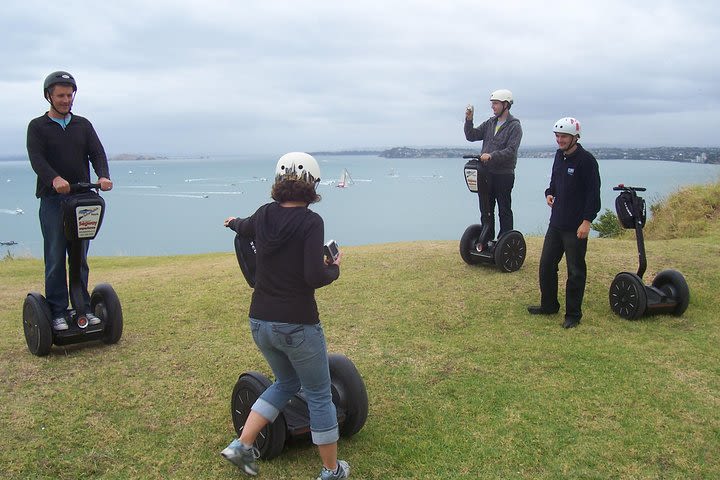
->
[592,208,623,238]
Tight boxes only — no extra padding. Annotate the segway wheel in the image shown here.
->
[652,269,690,316]
[459,224,483,265]
[609,272,647,320]
[22,293,53,356]
[91,283,124,345]
[231,372,287,460]
[328,354,368,437]
[494,231,526,273]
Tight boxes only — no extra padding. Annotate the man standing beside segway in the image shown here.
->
[527,117,601,329]
[27,71,113,332]
[464,89,523,246]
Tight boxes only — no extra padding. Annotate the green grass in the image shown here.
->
[1,183,719,479]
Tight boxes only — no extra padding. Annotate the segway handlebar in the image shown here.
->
[463,154,482,160]
[613,184,646,192]
[69,182,101,193]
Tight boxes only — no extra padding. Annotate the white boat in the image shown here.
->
[336,169,354,188]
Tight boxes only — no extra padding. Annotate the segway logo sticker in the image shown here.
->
[75,205,102,238]
[464,168,478,192]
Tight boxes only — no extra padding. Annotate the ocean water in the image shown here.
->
[1,154,719,257]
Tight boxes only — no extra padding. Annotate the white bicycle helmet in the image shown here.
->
[489,89,513,105]
[274,152,321,185]
[553,117,581,138]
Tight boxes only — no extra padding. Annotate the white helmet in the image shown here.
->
[490,89,513,105]
[553,117,581,138]
[275,152,321,185]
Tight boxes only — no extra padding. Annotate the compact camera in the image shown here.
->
[324,240,340,262]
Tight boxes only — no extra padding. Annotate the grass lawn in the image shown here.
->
[1,184,719,479]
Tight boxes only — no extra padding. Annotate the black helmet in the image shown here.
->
[43,71,77,99]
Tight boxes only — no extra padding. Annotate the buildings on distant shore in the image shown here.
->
[368,146,720,164]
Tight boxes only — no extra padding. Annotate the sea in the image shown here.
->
[2,154,719,257]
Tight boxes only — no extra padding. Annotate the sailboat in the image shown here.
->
[336,168,353,188]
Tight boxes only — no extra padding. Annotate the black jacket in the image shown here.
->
[27,113,109,198]
[545,144,601,231]
[229,202,339,325]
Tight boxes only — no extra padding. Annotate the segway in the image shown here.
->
[608,184,690,319]
[22,183,123,356]
[229,232,369,459]
[459,155,526,272]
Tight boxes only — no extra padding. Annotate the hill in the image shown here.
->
[1,182,718,479]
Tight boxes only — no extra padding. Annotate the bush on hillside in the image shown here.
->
[592,209,623,238]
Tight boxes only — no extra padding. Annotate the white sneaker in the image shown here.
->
[86,313,101,325]
[317,460,350,480]
[52,316,69,331]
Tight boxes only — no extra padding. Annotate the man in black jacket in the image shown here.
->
[527,117,601,328]
[27,71,113,331]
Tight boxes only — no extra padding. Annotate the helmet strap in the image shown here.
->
[46,90,75,117]
[495,102,510,118]
[562,136,579,153]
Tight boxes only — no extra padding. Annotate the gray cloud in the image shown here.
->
[2,0,719,155]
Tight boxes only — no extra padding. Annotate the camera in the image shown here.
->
[324,240,340,262]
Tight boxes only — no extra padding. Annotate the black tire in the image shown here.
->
[494,230,526,273]
[459,225,483,265]
[22,293,53,356]
[609,272,647,320]
[91,283,124,345]
[231,372,287,460]
[652,269,690,316]
[328,354,368,437]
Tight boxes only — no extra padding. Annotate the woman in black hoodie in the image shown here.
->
[221,152,350,480]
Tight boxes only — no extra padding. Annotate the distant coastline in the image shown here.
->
[312,146,720,164]
[2,146,718,164]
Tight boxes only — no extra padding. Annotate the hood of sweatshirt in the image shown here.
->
[254,202,309,255]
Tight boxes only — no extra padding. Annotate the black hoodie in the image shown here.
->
[229,202,339,325]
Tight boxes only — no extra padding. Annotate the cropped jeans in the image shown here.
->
[249,318,339,446]
[39,196,91,318]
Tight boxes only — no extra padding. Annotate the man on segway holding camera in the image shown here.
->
[464,89,523,249]
[27,71,113,332]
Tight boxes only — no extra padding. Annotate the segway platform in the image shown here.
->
[459,156,526,272]
[230,353,369,460]
[608,184,690,319]
[22,183,123,356]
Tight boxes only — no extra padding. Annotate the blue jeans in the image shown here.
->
[249,318,339,445]
[538,225,588,320]
[39,196,90,317]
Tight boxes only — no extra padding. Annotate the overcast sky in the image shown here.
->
[2,0,719,156]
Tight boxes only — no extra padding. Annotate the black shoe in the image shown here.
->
[562,317,580,329]
[527,305,558,315]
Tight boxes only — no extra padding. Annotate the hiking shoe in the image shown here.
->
[563,317,580,329]
[317,460,350,480]
[52,316,69,331]
[86,313,101,325]
[221,439,259,476]
[527,305,559,315]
